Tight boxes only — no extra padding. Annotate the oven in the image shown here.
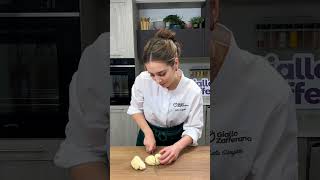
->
[0,0,79,12]
[110,58,135,105]
[0,13,81,137]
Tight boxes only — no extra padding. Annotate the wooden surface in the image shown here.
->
[110,146,210,180]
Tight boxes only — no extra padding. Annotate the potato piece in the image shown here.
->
[131,156,146,170]
[145,154,161,166]
[145,155,156,165]
[154,153,161,165]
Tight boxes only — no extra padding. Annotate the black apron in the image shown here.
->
[136,121,184,146]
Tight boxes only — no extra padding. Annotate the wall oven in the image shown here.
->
[110,58,135,105]
[0,13,81,137]
[0,0,79,12]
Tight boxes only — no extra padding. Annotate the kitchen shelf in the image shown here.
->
[136,0,205,9]
[137,28,206,58]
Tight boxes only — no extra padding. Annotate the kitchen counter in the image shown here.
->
[110,146,210,180]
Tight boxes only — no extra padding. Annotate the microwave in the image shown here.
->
[110,58,135,105]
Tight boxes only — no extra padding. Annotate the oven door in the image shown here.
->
[0,0,79,12]
[0,16,81,137]
[110,66,135,105]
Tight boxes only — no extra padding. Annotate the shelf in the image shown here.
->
[136,0,205,9]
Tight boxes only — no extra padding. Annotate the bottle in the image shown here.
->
[289,24,298,49]
[312,23,319,49]
[279,24,287,48]
[303,23,313,49]
[270,24,278,49]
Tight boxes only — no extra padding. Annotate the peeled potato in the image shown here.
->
[154,153,161,165]
[145,155,156,165]
[145,153,161,166]
[131,156,146,170]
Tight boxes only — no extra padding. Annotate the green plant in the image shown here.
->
[163,14,185,27]
[190,16,205,26]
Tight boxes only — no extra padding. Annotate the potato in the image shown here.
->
[131,156,146,170]
[154,153,161,165]
[145,153,161,166]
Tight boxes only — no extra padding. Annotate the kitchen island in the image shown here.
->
[110,146,210,179]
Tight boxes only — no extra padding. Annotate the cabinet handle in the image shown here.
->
[0,147,47,153]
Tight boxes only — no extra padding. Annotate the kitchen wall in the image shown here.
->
[139,8,201,22]
[220,3,320,179]
[220,2,320,137]
[220,2,320,53]
[80,0,109,50]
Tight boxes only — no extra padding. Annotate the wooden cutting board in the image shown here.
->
[110,146,210,180]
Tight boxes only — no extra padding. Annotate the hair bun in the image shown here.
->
[155,29,176,42]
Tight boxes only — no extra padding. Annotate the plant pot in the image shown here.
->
[170,24,181,29]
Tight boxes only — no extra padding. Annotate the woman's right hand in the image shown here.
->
[143,132,156,154]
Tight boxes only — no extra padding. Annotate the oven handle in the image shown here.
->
[110,65,135,68]
[0,147,47,153]
[0,12,79,17]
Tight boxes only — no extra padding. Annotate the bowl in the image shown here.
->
[153,21,165,30]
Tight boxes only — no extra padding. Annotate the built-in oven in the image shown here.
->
[0,0,79,12]
[0,13,81,137]
[110,58,135,105]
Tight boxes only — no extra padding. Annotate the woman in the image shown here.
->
[127,29,204,165]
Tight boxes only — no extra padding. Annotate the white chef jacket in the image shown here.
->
[54,33,109,168]
[212,30,298,179]
[127,70,204,146]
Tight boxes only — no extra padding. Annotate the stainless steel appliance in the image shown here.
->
[110,58,135,105]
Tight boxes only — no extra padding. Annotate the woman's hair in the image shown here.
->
[143,29,182,66]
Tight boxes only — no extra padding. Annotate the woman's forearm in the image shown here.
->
[131,113,153,136]
[70,161,107,180]
[174,135,193,151]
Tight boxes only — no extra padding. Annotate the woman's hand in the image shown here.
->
[158,144,181,165]
[144,132,156,154]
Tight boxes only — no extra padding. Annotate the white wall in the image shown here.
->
[139,8,201,22]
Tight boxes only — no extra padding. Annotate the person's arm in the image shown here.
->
[250,93,298,180]
[132,113,153,136]
[159,91,204,164]
[54,33,109,178]
[181,91,204,146]
[131,113,156,153]
[70,162,107,180]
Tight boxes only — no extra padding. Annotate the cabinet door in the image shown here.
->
[0,161,69,180]
[110,0,135,58]
[110,106,139,146]
[198,105,207,146]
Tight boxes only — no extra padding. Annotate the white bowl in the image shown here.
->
[153,21,165,30]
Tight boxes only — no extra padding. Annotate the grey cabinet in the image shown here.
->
[198,105,210,146]
[137,29,206,59]
[0,140,69,180]
[110,106,139,146]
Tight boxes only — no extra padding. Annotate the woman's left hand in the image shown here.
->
[158,144,181,165]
